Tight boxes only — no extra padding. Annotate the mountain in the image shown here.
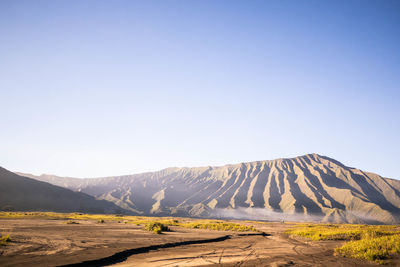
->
[0,167,127,214]
[17,154,400,224]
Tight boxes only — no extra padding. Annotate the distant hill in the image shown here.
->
[0,167,128,214]
[17,154,400,224]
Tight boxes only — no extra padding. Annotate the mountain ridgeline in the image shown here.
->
[17,154,400,224]
[0,167,123,214]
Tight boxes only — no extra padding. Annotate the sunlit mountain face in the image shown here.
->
[16,154,400,224]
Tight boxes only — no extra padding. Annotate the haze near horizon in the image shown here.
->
[0,0,399,178]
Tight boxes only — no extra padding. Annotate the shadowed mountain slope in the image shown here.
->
[18,154,400,224]
[0,167,128,214]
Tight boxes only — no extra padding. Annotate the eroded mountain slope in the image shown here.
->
[19,154,400,224]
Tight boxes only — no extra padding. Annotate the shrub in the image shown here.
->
[98,219,105,223]
[144,222,170,234]
[0,234,11,246]
[153,228,162,234]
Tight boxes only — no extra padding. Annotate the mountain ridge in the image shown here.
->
[14,154,400,224]
[18,153,356,179]
[0,167,127,214]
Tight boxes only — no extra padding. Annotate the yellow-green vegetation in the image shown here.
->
[285,224,397,241]
[179,221,258,232]
[285,223,400,264]
[0,234,11,246]
[144,222,171,234]
[128,218,180,227]
[335,234,400,263]
[0,212,180,224]
[130,218,257,232]
[0,212,257,233]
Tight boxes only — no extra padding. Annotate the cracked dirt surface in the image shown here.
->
[0,219,390,267]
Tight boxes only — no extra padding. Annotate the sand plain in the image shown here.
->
[0,218,390,267]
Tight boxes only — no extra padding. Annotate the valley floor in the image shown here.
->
[0,217,392,267]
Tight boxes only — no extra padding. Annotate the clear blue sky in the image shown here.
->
[1,0,399,178]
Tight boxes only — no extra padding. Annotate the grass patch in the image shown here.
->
[0,234,11,246]
[129,218,180,227]
[144,222,170,234]
[285,224,396,241]
[334,235,400,263]
[0,212,258,233]
[285,223,400,264]
[179,221,258,232]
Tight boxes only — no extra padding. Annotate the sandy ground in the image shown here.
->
[0,218,389,267]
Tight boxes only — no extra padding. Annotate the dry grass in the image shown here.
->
[0,212,258,233]
[179,221,257,232]
[286,223,400,264]
[335,234,400,263]
[285,224,396,241]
